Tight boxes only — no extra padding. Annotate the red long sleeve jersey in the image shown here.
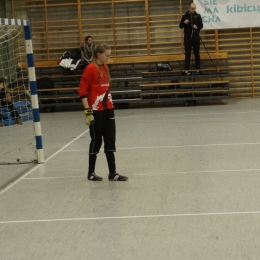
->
[78,63,113,110]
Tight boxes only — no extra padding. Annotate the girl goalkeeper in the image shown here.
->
[78,44,128,181]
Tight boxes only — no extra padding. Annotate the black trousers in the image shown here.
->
[184,35,201,70]
[89,109,116,154]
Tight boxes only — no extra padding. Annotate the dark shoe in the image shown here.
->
[185,71,190,76]
[108,172,128,181]
[195,70,202,75]
[0,122,4,127]
[16,117,23,125]
[88,172,103,181]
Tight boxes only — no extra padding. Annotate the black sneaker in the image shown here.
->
[108,172,128,181]
[185,71,190,76]
[88,173,103,181]
[195,70,202,75]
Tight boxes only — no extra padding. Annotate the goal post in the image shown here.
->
[0,18,44,164]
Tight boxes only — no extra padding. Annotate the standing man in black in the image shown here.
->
[179,3,203,75]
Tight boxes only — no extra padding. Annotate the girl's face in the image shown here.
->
[86,37,93,45]
[0,82,4,89]
[97,49,111,65]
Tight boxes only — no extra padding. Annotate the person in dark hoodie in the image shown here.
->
[179,3,203,75]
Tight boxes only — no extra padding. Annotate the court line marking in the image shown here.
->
[0,130,89,196]
[116,109,260,119]
[1,211,260,224]
[118,121,260,125]
[22,168,260,180]
[62,141,260,152]
[134,168,260,175]
[24,176,86,180]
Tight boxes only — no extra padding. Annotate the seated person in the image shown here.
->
[80,36,95,70]
[0,77,22,125]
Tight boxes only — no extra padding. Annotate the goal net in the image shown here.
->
[0,18,44,164]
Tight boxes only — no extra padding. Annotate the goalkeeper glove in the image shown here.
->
[84,109,94,126]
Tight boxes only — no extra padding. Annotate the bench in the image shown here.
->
[140,79,229,102]
[36,87,141,107]
[140,80,229,88]
[140,80,230,100]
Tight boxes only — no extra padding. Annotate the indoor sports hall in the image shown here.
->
[1,0,260,259]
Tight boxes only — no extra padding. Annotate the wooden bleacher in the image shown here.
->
[17,52,229,108]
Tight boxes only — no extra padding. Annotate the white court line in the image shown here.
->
[63,141,260,152]
[133,168,260,175]
[0,130,89,196]
[22,168,260,180]
[116,142,260,150]
[24,176,85,180]
[116,109,260,119]
[1,210,260,224]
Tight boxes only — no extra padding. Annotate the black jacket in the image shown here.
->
[179,11,203,38]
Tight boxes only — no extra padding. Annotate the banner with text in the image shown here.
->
[194,0,260,29]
